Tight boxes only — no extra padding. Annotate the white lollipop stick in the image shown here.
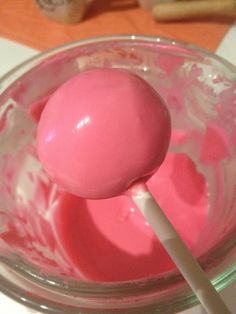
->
[131,182,230,314]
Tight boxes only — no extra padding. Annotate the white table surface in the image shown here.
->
[0,24,236,313]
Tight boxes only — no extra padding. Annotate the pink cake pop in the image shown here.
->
[37,68,171,199]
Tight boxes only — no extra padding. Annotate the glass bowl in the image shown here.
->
[0,35,235,314]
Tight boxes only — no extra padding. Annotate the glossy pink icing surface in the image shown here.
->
[37,68,171,199]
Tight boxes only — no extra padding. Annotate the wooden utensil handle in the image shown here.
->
[153,0,236,22]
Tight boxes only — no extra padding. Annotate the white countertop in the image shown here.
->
[0,24,236,313]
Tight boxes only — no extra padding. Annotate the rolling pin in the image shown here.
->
[153,0,236,22]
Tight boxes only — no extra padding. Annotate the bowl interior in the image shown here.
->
[0,36,236,292]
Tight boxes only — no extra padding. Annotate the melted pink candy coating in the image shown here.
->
[37,68,171,199]
[52,152,208,281]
